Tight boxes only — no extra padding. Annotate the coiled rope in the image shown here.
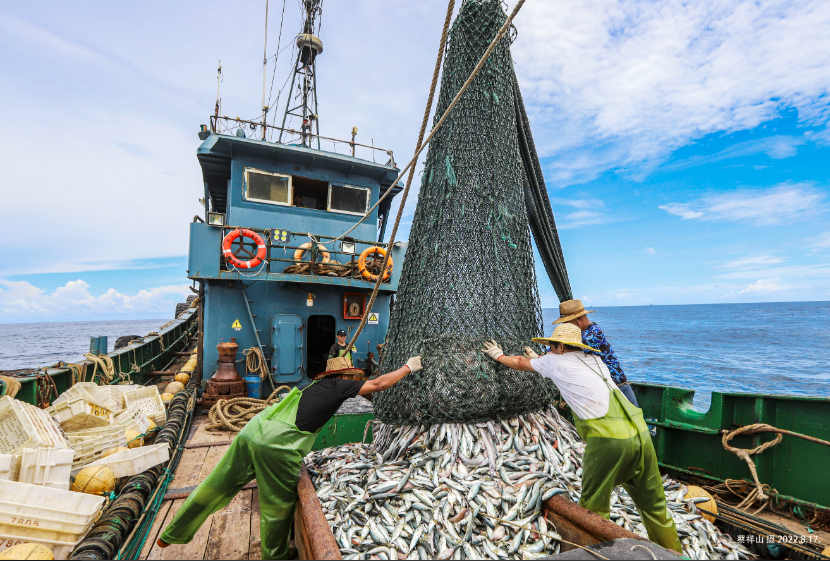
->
[243,347,269,380]
[84,353,116,384]
[0,375,21,398]
[722,423,830,506]
[206,386,291,432]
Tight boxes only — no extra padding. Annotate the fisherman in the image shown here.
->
[553,298,638,406]
[482,325,682,553]
[156,355,423,559]
[329,328,356,362]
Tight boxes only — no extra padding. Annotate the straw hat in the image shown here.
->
[314,367,365,379]
[552,299,595,324]
[532,323,599,352]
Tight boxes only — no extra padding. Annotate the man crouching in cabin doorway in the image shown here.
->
[156,356,422,559]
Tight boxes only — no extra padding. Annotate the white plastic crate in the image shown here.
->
[68,431,129,471]
[150,409,167,426]
[47,396,113,432]
[0,397,69,455]
[0,455,20,482]
[17,448,74,491]
[117,403,153,433]
[0,531,84,560]
[87,443,169,478]
[123,386,164,419]
[53,382,117,412]
[0,480,105,558]
[100,384,139,412]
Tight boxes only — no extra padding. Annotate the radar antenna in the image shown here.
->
[279,0,323,148]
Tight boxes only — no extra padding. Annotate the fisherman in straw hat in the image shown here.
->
[553,299,638,406]
[157,356,422,559]
[482,325,682,553]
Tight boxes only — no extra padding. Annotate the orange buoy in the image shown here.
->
[684,485,718,522]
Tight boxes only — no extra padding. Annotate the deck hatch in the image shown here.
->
[271,314,303,383]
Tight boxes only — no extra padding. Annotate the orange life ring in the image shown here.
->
[294,242,331,263]
[222,229,267,269]
[358,247,393,282]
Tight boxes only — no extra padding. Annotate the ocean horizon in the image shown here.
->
[2,300,828,412]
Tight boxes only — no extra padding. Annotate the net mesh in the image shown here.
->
[374,0,567,426]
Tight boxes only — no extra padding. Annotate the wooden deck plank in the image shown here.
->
[139,500,172,560]
[168,447,209,489]
[197,444,230,483]
[248,489,261,560]
[187,415,236,446]
[146,498,214,560]
[204,489,254,560]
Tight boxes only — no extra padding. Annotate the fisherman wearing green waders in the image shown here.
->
[482,323,683,553]
[156,355,423,559]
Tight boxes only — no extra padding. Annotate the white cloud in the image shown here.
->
[0,279,190,319]
[512,0,830,184]
[737,278,792,294]
[720,255,786,269]
[808,231,830,251]
[645,247,656,255]
[659,183,826,225]
[551,197,608,228]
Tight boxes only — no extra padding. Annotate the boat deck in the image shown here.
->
[142,415,262,560]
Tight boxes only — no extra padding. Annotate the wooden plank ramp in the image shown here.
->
[144,415,262,560]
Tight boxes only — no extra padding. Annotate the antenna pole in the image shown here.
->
[214,61,222,132]
[261,0,270,140]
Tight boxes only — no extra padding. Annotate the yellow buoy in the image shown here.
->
[125,429,144,448]
[164,381,185,395]
[0,543,54,560]
[101,446,129,459]
[175,373,190,385]
[146,418,157,432]
[822,546,830,558]
[71,465,116,495]
[684,485,718,522]
[161,392,175,404]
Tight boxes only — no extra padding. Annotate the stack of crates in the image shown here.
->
[0,396,74,491]
[0,480,106,559]
[123,385,167,426]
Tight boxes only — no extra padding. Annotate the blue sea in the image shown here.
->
[542,301,830,410]
[2,302,828,412]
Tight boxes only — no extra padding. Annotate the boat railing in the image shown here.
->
[208,115,395,166]
[219,225,395,283]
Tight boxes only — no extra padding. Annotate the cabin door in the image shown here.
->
[271,314,303,383]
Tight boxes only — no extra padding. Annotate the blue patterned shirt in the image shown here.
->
[582,323,628,385]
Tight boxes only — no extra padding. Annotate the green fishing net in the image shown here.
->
[374,0,570,426]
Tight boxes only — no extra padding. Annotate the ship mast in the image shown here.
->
[279,0,323,148]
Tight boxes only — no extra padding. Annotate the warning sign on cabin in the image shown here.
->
[231,319,242,331]
[368,313,379,325]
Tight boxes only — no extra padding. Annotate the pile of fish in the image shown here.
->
[305,407,754,560]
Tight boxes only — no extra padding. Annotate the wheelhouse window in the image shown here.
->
[244,168,291,206]
[328,184,369,215]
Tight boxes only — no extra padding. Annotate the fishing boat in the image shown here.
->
[2,1,829,559]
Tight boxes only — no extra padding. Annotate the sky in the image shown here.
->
[1,0,829,322]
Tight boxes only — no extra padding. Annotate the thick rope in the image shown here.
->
[344,0,456,355]
[84,353,116,384]
[334,0,526,245]
[243,347,269,380]
[722,423,784,502]
[0,375,21,398]
[206,386,291,432]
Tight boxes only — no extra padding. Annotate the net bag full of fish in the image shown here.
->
[374,0,563,427]
[305,2,752,559]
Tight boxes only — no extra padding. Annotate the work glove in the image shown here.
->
[405,356,423,373]
[482,340,504,361]
[522,346,539,359]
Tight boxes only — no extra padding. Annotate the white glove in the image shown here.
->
[523,346,539,359]
[405,356,422,373]
[482,340,504,361]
